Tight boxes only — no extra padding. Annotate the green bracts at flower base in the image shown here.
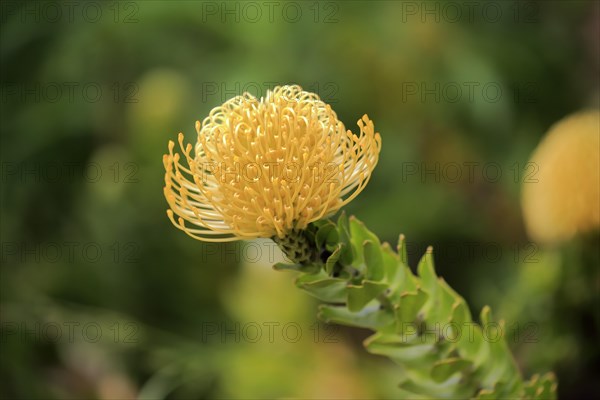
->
[274,213,558,399]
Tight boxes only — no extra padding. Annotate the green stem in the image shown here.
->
[273,214,558,399]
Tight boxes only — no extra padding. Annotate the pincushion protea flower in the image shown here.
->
[162,85,559,399]
[522,110,600,244]
[163,85,381,257]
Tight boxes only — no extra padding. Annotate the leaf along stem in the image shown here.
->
[273,214,558,399]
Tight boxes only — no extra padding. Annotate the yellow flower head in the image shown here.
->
[163,85,381,242]
[522,110,600,244]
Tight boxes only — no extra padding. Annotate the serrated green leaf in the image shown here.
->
[364,240,385,281]
[315,221,337,249]
[431,358,473,383]
[477,380,519,399]
[399,379,469,400]
[477,308,516,390]
[417,248,437,293]
[337,213,353,265]
[525,373,557,400]
[451,300,472,327]
[347,280,388,312]
[365,330,432,347]
[475,308,517,391]
[325,229,340,252]
[422,278,459,327]
[318,304,395,330]
[364,332,437,364]
[480,305,492,326]
[381,243,399,278]
[381,244,419,303]
[522,374,540,398]
[397,234,408,265]
[349,217,380,269]
[457,323,488,367]
[295,272,347,303]
[395,289,428,334]
[325,244,342,275]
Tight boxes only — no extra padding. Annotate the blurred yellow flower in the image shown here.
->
[164,85,381,242]
[522,110,600,244]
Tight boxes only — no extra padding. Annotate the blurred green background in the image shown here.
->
[1,1,598,399]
